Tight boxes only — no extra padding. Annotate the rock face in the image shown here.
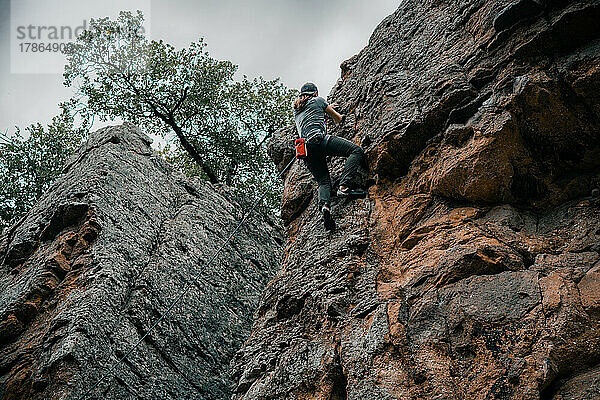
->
[234,1,600,399]
[0,123,283,399]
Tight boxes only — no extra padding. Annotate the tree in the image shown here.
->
[63,10,296,208]
[0,107,88,234]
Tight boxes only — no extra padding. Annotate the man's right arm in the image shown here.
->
[325,103,344,125]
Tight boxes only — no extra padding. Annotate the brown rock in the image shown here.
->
[578,265,600,311]
[233,1,600,399]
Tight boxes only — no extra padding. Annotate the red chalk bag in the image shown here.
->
[295,138,307,159]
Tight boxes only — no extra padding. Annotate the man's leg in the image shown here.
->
[304,150,332,209]
[323,135,365,190]
[304,148,335,230]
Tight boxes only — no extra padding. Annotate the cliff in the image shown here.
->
[233,1,600,399]
[2,1,600,399]
[0,123,283,399]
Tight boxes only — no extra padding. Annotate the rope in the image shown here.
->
[75,156,296,400]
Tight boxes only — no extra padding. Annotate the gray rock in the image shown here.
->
[233,0,600,399]
[0,122,283,399]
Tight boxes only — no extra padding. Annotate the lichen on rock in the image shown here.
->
[234,1,600,399]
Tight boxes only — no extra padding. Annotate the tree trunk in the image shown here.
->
[225,160,237,186]
[167,120,219,184]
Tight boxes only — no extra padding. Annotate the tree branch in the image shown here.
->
[115,72,220,184]
[172,86,189,115]
[165,116,219,184]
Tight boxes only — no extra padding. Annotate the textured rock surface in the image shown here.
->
[0,123,283,399]
[234,1,600,399]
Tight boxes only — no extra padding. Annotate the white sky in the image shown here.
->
[0,0,399,137]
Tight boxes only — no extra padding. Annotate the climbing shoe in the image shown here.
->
[337,186,367,199]
[322,206,336,231]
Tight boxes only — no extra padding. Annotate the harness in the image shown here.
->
[295,108,330,159]
[295,132,330,159]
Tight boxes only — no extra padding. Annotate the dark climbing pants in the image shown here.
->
[304,134,365,209]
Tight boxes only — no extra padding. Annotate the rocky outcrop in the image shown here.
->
[0,123,283,399]
[234,1,600,399]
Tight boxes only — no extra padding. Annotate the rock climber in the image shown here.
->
[293,82,367,231]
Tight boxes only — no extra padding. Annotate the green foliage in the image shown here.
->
[63,10,296,211]
[0,107,88,234]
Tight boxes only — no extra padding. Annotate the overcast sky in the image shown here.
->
[0,0,399,137]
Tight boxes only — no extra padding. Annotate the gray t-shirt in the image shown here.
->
[294,96,329,140]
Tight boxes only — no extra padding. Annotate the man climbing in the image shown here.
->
[293,82,367,231]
